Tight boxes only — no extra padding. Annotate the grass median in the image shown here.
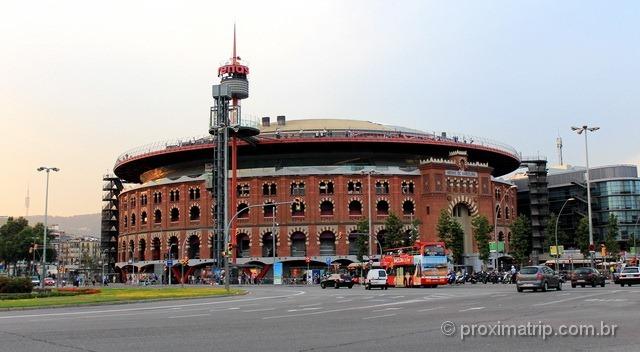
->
[0,287,245,309]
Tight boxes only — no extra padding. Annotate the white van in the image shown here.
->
[365,269,388,290]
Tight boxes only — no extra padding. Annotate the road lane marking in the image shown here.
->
[337,299,353,303]
[362,313,396,320]
[263,299,424,320]
[0,290,307,321]
[459,307,485,312]
[287,307,322,312]
[299,303,322,307]
[418,306,444,312]
[532,291,611,307]
[372,307,402,312]
[168,313,210,319]
[242,308,276,313]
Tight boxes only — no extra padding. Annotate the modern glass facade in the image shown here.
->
[515,165,640,251]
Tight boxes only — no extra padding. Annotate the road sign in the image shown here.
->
[305,256,310,263]
[325,257,332,266]
[167,259,173,266]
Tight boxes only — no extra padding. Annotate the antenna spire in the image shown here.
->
[232,23,237,64]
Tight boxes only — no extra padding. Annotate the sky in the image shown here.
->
[1,0,639,217]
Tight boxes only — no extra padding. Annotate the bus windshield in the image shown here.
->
[423,245,445,256]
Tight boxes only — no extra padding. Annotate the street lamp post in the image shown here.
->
[223,200,298,291]
[493,185,517,270]
[554,198,575,271]
[572,125,599,267]
[37,166,59,289]
[168,243,177,285]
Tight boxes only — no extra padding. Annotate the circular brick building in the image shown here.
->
[112,117,520,282]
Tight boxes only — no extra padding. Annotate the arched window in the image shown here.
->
[168,236,179,260]
[348,232,360,255]
[496,205,501,219]
[348,200,362,215]
[236,184,250,197]
[319,231,336,256]
[130,213,136,226]
[290,232,306,257]
[348,181,362,194]
[320,200,334,216]
[375,181,390,195]
[123,215,128,228]
[263,202,275,218]
[376,200,389,215]
[402,200,415,215]
[401,181,415,194]
[190,206,201,221]
[237,203,249,219]
[319,181,334,195]
[140,211,148,224]
[154,209,162,223]
[170,208,179,222]
[505,207,510,220]
[291,201,305,217]
[290,182,305,196]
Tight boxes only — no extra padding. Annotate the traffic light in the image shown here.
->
[180,257,189,266]
[601,244,607,257]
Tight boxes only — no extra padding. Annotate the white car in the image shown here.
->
[619,266,640,287]
[365,269,388,290]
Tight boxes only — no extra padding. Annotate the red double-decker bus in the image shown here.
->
[380,242,450,288]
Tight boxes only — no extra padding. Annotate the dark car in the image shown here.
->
[516,266,562,292]
[619,266,640,287]
[570,267,606,288]
[321,274,353,289]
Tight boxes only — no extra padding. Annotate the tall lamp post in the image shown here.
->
[572,125,599,267]
[493,185,517,270]
[223,201,297,291]
[554,198,575,270]
[37,166,59,288]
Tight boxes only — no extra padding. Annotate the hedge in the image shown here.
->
[0,277,33,293]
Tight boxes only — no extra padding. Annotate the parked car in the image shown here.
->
[44,277,56,286]
[516,266,562,292]
[619,266,640,287]
[30,275,41,287]
[320,274,353,289]
[364,268,388,290]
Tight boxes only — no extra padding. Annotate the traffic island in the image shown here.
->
[0,287,246,310]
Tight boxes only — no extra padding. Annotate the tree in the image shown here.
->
[604,213,620,259]
[355,218,369,262]
[509,215,532,265]
[472,215,493,266]
[383,213,404,248]
[407,218,422,246]
[437,209,464,265]
[544,213,568,252]
[575,217,590,257]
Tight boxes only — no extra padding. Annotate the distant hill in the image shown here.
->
[25,213,101,237]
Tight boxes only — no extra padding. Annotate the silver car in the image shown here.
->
[516,266,562,292]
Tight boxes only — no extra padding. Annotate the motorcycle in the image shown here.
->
[447,272,456,285]
[502,271,512,284]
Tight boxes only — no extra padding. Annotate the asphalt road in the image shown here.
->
[0,283,638,352]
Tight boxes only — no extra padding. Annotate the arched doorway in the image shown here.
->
[138,239,146,261]
[290,232,306,257]
[348,231,360,255]
[237,233,250,258]
[319,231,336,256]
[152,237,161,260]
[168,236,179,260]
[262,232,277,257]
[452,203,473,257]
[188,235,200,259]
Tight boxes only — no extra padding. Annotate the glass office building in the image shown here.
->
[515,165,640,250]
